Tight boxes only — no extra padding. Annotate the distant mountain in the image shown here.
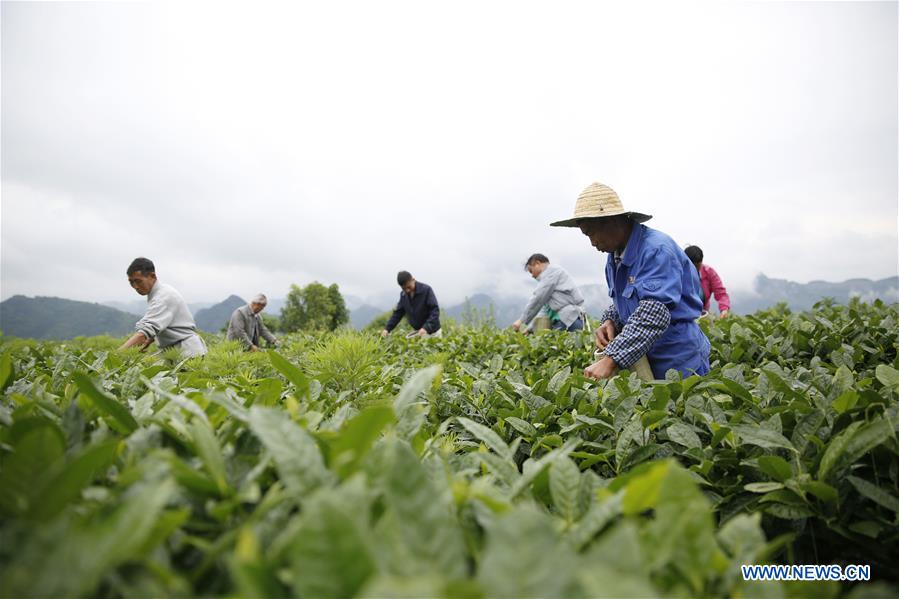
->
[440,287,613,328]
[351,274,898,328]
[194,295,246,333]
[350,304,387,329]
[15,274,894,339]
[342,294,366,311]
[102,299,147,315]
[104,299,215,316]
[0,296,137,340]
[731,274,899,314]
[189,302,216,314]
[344,286,615,330]
[441,293,515,327]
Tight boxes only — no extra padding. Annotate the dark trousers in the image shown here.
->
[551,317,584,332]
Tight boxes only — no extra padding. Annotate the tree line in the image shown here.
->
[267,282,349,333]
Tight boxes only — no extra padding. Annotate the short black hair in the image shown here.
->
[684,246,703,265]
[524,253,550,270]
[397,271,413,286]
[127,257,155,275]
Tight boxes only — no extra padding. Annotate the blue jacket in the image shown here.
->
[606,224,711,378]
[385,281,441,333]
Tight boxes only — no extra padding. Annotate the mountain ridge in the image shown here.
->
[194,295,246,333]
[4,274,896,339]
[0,296,138,340]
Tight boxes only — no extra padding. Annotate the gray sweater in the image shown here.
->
[520,264,585,327]
[135,282,204,352]
[227,304,276,349]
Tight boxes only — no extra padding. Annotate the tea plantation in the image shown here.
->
[0,299,897,597]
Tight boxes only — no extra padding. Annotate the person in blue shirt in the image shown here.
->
[551,182,710,380]
[381,271,442,338]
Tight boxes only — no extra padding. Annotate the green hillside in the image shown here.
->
[0,296,137,340]
[194,295,246,333]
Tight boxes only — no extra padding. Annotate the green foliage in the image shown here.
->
[0,352,14,393]
[0,298,898,596]
[459,298,497,328]
[303,331,385,394]
[363,309,400,332]
[327,284,350,330]
[260,313,281,334]
[280,284,306,333]
[0,295,137,339]
[281,282,350,333]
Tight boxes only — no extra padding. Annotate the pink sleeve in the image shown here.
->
[707,266,730,312]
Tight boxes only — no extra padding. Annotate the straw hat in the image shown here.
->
[550,182,652,227]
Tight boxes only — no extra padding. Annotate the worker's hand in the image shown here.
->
[584,356,618,380]
[511,319,522,331]
[720,310,730,318]
[594,320,617,349]
[381,329,389,338]
[250,345,259,352]
[119,331,152,352]
[417,328,428,337]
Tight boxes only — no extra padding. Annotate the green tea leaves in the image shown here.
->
[818,417,893,482]
[248,406,331,498]
[74,372,138,434]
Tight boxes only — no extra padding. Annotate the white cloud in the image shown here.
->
[2,0,896,308]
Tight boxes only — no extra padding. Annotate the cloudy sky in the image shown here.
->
[2,0,897,309]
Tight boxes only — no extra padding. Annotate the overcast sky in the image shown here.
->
[2,0,897,308]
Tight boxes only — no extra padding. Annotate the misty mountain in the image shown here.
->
[342,294,366,311]
[350,304,387,329]
[730,274,899,314]
[347,275,899,328]
[104,299,215,316]
[347,288,612,330]
[194,295,246,333]
[102,299,146,315]
[438,286,612,328]
[0,296,137,339]
[13,273,894,339]
[443,293,520,327]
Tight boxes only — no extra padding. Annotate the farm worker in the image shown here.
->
[551,182,710,380]
[511,253,586,332]
[227,293,280,351]
[119,257,208,358]
[381,271,442,338]
[684,245,731,317]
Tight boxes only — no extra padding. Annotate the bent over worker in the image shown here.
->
[381,271,442,338]
[227,293,280,351]
[684,245,731,317]
[511,253,585,332]
[119,257,207,358]
[551,183,710,380]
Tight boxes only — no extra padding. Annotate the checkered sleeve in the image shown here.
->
[600,304,624,332]
[603,299,671,369]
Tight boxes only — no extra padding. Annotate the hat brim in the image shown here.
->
[550,212,653,227]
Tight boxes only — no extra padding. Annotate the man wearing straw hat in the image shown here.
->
[227,293,280,351]
[551,183,710,380]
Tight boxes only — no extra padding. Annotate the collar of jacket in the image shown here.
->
[620,224,647,267]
